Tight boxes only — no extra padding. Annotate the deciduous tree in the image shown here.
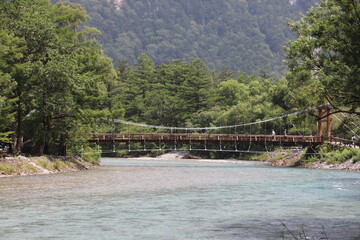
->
[286,0,360,115]
[0,0,116,155]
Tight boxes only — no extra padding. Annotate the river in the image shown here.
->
[0,157,359,239]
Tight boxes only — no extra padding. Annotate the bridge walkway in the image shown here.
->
[89,133,324,147]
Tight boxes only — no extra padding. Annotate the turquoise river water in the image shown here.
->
[0,157,360,239]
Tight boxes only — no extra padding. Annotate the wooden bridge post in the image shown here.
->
[326,106,332,142]
[317,104,332,142]
[317,108,323,138]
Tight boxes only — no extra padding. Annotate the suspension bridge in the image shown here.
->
[89,133,322,146]
[89,105,360,153]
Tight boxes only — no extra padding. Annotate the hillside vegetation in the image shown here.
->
[52,0,315,75]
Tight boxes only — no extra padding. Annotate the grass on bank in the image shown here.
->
[80,147,101,164]
[301,144,360,165]
[0,163,14,175]
[0,157,40,175]
[251,144,360,167]
[250,149,294,162]
[0,144,101,176]
[37,158,76,171]
[0,155,98,176]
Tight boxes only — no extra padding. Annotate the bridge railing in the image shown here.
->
[331,137,360,147]
[89,133,323,146]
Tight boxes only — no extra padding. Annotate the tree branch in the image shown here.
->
[316,109,360,120]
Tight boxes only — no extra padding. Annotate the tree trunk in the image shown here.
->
[58,134,67,156]
[12,105,23,155]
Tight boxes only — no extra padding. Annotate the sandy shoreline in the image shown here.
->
[130,151,263,164]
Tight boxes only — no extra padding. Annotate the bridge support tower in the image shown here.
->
[317,104,332,142]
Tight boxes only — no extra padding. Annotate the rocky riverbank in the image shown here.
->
[306,160,360,171]
[0,155,98,177]
[149,150,360,171]
[266,150,360,171]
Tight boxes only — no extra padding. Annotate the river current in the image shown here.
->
[0,157,359,239]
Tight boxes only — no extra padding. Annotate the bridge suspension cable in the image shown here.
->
[333,114,360,138]
[110,106,318,131]
[340,112,360,131]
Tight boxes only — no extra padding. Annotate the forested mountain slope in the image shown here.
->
[53,0,315,74]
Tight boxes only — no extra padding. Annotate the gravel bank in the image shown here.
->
[0,155,98,177]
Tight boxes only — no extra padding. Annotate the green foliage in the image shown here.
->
[286,0,360,111]
[251,153,270,161]
[115,53,324,139]
[0,132,13,143]
[0,0,117,156]
[53,159,66,171]
[300,155,320,165]
[37,158,67,171]
[317,144,360,164]
[119,56,214,127]
[52,0,315,75]
[38,159,50,170]
[352,148,360,163]
[212,75,298,134]
[80,146,101,164]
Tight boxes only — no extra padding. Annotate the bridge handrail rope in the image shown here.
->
[331,136,360,146]
[83,148,291,154]
[110,106,318,131]
[90,133,322,146]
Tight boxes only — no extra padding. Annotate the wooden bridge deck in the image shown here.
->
[89,133,324,146]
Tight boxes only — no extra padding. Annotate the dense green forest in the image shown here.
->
[51,0,316,75]
[0,0,118,157]
[0,0,359,159]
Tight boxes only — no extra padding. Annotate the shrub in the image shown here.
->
[81,146,101,164]
[302,155,319,164]
[115,151,130,158]
[38,159,51,170]
[341,149,353,161]
[319,145,360,164]
[53,159,67,171]
[251,153,270,161]
[351,148,360,163]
